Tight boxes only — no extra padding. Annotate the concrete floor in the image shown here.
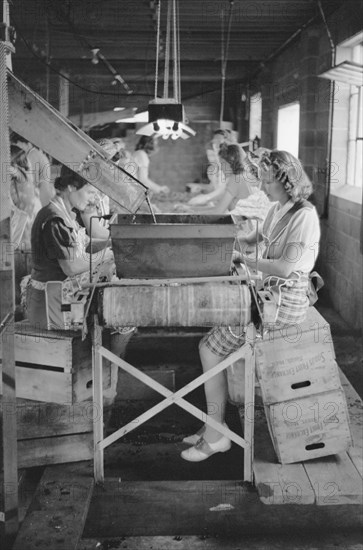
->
[81,294,363,549]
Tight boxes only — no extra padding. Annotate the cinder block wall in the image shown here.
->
[148,121,224,190]
[124,122,233,192]
[258,0,363,328]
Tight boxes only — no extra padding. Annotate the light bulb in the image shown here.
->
[91,48,100,65]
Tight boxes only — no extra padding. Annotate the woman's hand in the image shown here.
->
[155,185,170,195]
[233,250,256,269]
[188,194,209,206]
[241,254,257,269]
[100,247,114,263]
[232,250,243,264]
[174,203,193,213]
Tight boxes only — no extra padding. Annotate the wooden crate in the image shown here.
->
[255,307,340,404]
[265,389,353,464]
[0,321,112,404]
[0,397,94,468]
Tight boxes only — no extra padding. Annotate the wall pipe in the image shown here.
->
[317,0,336,219]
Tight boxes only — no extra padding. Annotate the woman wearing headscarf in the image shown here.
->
[181,150,321,462]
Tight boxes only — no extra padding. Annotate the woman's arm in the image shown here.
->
[39,180,55,207]
[243,238,314,278]
[138,165,169,195]
[86,238,110,253]
[238,228,261,245]
[80,209,110,240]
[184,189,235,215]
[188,185,226,206]
[248,208,321,278]
[58,247,113,277]
[242,254,292,278]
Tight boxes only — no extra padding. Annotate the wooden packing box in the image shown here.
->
[255,307,340,404]
[0,397,94,468]
[0,321,112,404]
[265,389,353,464]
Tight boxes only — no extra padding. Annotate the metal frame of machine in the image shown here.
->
[92,315,256,484]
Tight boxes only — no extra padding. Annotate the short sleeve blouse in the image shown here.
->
[31,204,79,282]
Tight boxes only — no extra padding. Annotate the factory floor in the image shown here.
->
[78,293,363,550]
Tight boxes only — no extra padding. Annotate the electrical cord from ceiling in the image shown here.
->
[40,0,133,94]
[316,0,336,220]
[10,20,152,98]
[154,0,161,99]
[9,0,136,96]
[219,0,234,125]
[9,0,345,108]
[14,19,228,105]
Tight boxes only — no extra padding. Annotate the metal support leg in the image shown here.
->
[243,323,256,482]
[92,316,104,484]
[91,321,257,484]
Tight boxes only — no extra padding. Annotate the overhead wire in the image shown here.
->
[163,0,171,98]
[9,1,141,98]
[176,0,181,103]
[172,0,178,102]
[154,0,161,99]
[41,0,133,94]
[11,20,151,98]
[219,0,234,124]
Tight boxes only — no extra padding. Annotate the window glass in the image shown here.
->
[249,92,262,147]
[277,102,300,157]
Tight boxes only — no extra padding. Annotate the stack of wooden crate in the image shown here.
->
[255,307,352,464]
[0,321,113,467]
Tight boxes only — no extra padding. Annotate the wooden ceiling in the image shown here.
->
[10,0,345,117]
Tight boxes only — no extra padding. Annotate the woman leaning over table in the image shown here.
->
[175,143,260,214]
[24,165,113,331]
[181,150,321,462]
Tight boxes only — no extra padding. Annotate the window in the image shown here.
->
[319,31,363,199]
[249,92,262,148]
[346,43,363,188]
[277,102,300,158]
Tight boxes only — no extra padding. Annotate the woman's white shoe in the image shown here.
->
[182,422,228,446]
[181,435,232,462]
[182,426,205,445]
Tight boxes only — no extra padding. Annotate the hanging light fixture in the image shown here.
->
[137,0,196,140]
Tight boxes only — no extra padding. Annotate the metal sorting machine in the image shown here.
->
[90,213,258,484]
[90,214,353,484]
[7,69,258,483]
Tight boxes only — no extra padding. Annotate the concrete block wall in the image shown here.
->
[320,197,363,328]
[148,122,222,191]
[257,0,363,328]
[123,119,232,192]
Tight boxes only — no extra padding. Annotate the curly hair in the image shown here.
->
[11,145,30,174]
[218,144,246,174]
[213,129,237,143]
[135,136,156,154]
[54,165,88,193]
[259,150,312,202]
[97,138,118,159]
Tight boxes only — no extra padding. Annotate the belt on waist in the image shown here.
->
[29,278,47,290]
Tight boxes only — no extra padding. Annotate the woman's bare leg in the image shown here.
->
[199,341,228,443]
